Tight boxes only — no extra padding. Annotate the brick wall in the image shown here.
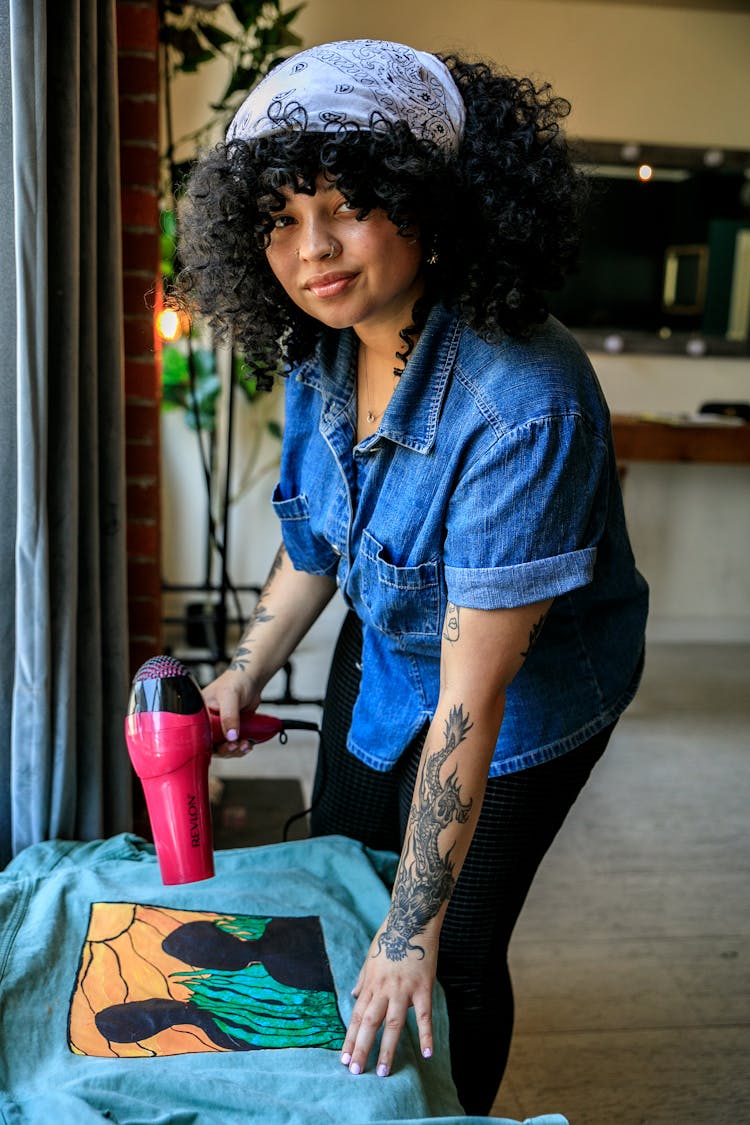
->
[116,0,162,677]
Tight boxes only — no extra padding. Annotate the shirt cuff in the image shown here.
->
[445,547,597,608]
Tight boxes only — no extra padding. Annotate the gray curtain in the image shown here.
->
[0,0,132,867]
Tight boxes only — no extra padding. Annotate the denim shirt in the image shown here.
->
[272,304,649,777]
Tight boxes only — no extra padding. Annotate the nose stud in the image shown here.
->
[295,241,337,260]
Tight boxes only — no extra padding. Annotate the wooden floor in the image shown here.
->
[493,643,750,1125]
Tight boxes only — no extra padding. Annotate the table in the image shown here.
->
[611,414,750,464]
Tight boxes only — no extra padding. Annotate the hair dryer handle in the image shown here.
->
[208,709,284,746]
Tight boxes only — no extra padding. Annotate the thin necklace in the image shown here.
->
[361,346,396,424]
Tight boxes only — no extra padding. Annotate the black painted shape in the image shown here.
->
[94,997,254,1051]
[162,916,336,992]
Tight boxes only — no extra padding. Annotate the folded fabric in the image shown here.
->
[0,833,567,1125]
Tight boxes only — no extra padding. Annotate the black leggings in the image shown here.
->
[311,612,613,1115]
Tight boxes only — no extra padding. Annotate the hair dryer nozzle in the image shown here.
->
[128,655,206,719]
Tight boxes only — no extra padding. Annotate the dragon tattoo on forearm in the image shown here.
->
[376,704,474,962]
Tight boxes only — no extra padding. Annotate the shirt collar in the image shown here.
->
[294,303,463,454]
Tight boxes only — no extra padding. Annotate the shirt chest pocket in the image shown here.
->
[357,529,442,637]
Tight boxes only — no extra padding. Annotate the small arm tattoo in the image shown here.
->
[227,546,287,670]
[376,704,474,962]
[442,602,461,645]
[267,542,286,580]
[228,643,252,672]
[252,597,274,625]
[520,611,548,659]
[251,544,286,625]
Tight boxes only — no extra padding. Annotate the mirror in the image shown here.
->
[548,141,750,355]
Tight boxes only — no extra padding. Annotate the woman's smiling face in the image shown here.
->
[263,175,424,337]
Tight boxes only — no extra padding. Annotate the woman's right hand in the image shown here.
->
[202,668,263,757]
[198,541,337,756]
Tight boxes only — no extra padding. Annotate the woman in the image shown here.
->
[179,39,649,1114]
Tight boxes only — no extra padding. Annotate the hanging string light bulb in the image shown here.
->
[156,303,191,342]
[156,307,182,342]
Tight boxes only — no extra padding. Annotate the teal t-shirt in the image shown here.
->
[0,833,568,1125]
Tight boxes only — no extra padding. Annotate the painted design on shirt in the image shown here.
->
[68,903,345,1057]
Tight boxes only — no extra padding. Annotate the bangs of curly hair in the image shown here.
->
[177,53,588,384]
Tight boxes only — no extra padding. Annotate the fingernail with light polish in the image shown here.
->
[340,1052,351,1066]
[349,1062,361,1075]
[226,729,238,742]
[376,1063,388,1078]
[422,1047,432,1059]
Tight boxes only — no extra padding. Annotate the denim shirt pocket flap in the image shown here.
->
[358,529,441,636]
[271,486,337,575]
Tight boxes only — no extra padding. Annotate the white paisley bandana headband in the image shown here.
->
[226,39,465,154]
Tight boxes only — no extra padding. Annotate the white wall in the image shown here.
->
[593,354,750,641]
[293,0,750,148]
[163,0,750,642]
[170,1,750,155]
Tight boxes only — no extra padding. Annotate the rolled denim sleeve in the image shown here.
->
[444,413,610,609]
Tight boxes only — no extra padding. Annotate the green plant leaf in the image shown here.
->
[161,345,190,386]
[221,63,259,102]
[256,25,281,50]
[161,228,176,259]
[280,3,305,25]
[180,47,217,73]
[240,374,258,396]
[229,0,267,26]
[184,406,215,432]
[276,26,302,49]
[163,24,216,72]
[183,367,221,430]
[161,24,202,57]
[161,209,177,238]
[193,371,222,404]
[234,356,258,399]
[199,23,235,51]
[162,389,189,412]
[190,347,218,382]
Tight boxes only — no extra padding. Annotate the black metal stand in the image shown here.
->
[161,581,323,707]
[161,373,323,706]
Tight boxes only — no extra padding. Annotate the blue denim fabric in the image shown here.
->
[273,304,649,777]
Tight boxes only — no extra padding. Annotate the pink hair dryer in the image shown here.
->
[125,655,287,885]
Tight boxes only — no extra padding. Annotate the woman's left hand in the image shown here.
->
[340,922,436,1077]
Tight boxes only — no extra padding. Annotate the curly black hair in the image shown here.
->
[177,53,588,383]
